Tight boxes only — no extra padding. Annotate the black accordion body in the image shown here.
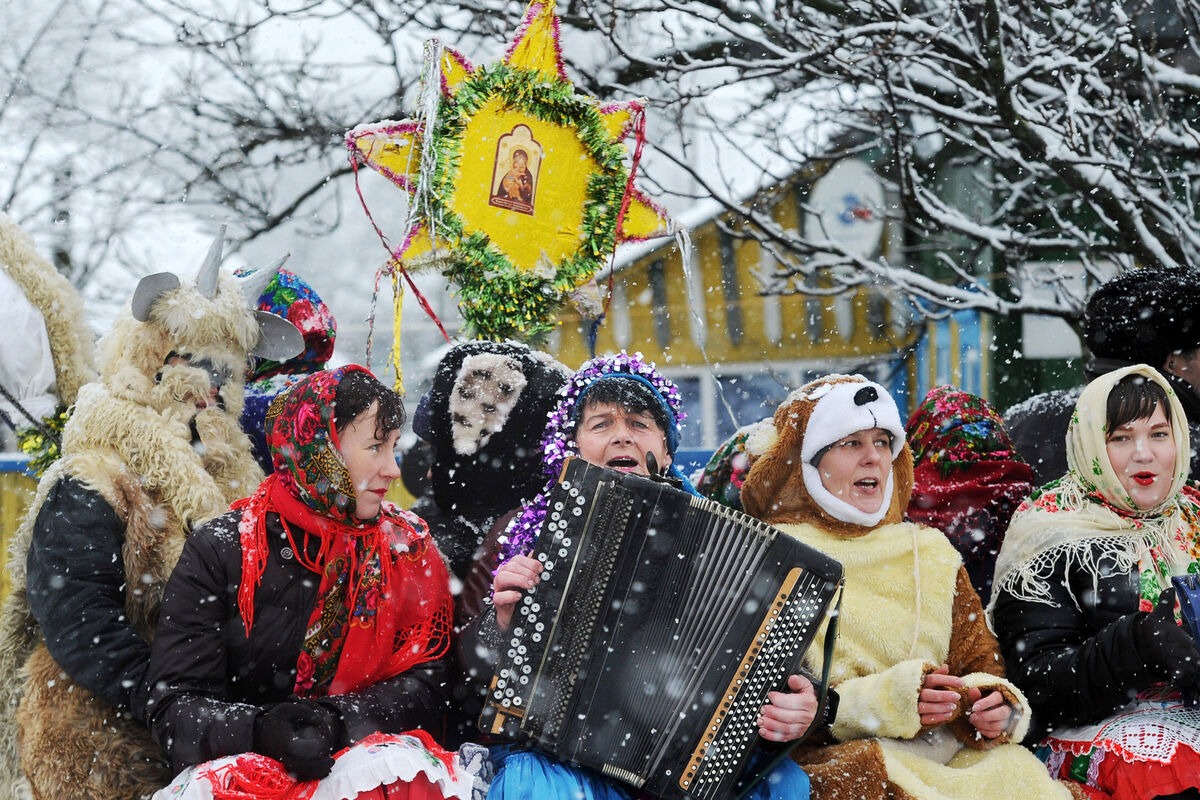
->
[481,458,843,799]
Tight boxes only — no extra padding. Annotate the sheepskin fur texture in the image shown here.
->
[0,211,96,406]
[0,272,263,800]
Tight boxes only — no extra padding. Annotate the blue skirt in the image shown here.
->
[488,746,810,800]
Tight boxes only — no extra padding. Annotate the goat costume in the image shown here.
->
[0,234,301,800]
[739,374,1081,800]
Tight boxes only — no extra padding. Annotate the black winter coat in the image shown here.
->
[144,509,453,771]
[990,543,1168,741]
[26,477,153,722]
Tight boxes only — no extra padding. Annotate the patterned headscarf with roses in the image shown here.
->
[265,364,366,525]
[239,365,451,696]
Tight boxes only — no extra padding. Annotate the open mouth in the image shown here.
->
[1132,472,1157,486]
[855,478,880,491]
[606,456,640,471]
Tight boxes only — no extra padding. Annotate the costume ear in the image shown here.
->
[130,272,181,322]
[239,254,303,360]
[885,441,915,525]
[741,396,810,522]
[252,311,304,360]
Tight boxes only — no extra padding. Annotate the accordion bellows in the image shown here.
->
[482,459,843,799]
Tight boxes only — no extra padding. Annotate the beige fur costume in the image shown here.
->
[740,375,1083,800]
[0,211,96,409]
[0,246,295,800]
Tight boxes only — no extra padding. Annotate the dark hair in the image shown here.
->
[574,378,670,436]
[1107,374,1171,432]
[334,370,406,440]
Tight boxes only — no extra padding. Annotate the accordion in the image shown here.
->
[480,458,843,799]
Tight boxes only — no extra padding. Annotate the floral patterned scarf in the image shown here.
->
[234,365,451,696]
[991,365,1200,616]
[905,385,1035,598]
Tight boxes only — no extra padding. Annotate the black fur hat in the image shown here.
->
[413,341,570,516]
[1084,266,1200,368]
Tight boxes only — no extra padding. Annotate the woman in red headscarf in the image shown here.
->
[144,365,486,800]
[905,385,1036,604]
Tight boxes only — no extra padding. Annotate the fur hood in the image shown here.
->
[741,374,914,537]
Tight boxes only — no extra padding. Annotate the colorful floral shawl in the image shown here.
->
[991,365,1200,615]
[235,365,451,696]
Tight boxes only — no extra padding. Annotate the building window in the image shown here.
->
[719,231,744,345]
[713,372,789,442]
[867,293,889,339]
[648,259,670,348]
[805,297,824,344]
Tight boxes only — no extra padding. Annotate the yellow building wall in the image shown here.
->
[555,207,909,368]
[0,470,36,601]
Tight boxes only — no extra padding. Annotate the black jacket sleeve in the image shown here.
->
[26,477,153,722]
[455,606,503,691]
[318,656,454,745]
[991,547,1156,738]
[145,519,260,770]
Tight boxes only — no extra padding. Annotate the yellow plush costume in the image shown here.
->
[740,374,1083,800]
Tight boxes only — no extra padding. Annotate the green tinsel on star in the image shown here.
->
[420,62,630,340]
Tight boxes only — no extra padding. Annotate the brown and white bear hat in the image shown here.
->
[741,373,913,537]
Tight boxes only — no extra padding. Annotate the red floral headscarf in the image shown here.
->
[905,385,1035,599]
[264,364,364,524]
[234,365,451,696]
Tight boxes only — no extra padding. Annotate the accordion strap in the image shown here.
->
[811,579,844,732]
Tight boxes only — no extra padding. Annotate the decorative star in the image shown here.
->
[348,0,672,341]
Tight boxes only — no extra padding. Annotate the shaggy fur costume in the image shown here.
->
[740,374,1084,800]
[0,270,266,800]
[0,212,95,408]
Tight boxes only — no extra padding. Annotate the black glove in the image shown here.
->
[1133,588,1200,691]
[253,700,343,781]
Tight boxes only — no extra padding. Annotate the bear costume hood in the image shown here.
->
[741,373,914,537]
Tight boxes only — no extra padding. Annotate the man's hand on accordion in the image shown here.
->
[493,554,543,632]
[757,674,819,743]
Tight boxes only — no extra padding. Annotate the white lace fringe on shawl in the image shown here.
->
[989,477,1196,618]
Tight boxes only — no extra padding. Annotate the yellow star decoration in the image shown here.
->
[347,0,672,341]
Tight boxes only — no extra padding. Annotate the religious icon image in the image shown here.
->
[490,126,541,215]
